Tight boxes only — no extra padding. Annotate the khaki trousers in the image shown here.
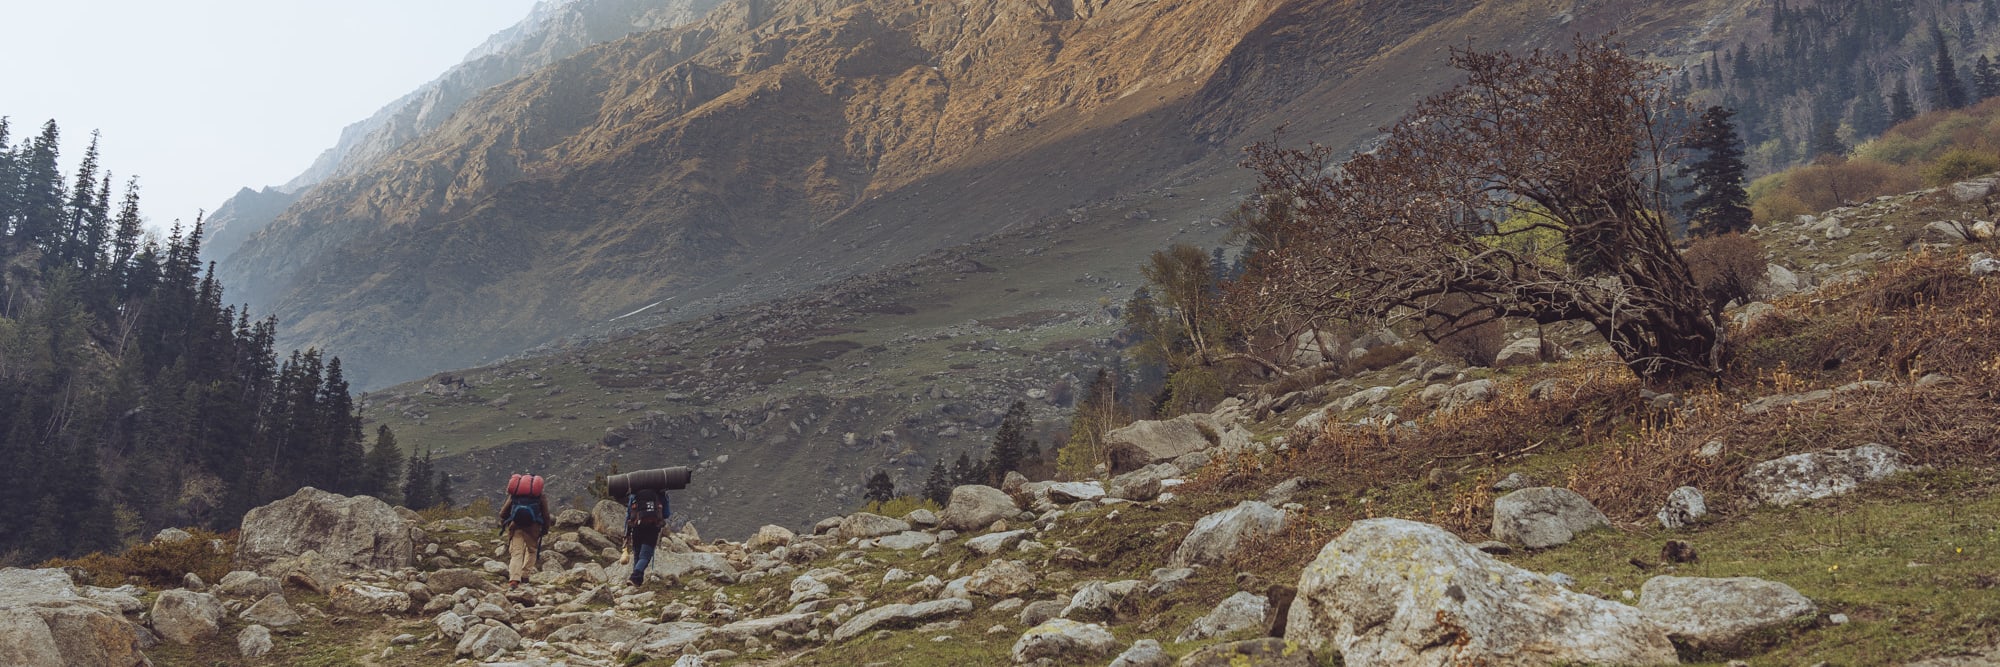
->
[506,524,542,582]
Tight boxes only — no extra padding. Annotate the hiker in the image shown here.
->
[498,474,549,588]
[623,485,669,587]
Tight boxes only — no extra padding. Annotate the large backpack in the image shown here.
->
[629,490,666,528]
[504,496,545,528]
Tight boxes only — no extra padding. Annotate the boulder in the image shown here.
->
[1734,302,1779,330]
[788,574,830,604]
[1171,501,1287,567]
[215,570,281,598]
[1045,481,1106,504]
[151,589,225,645]
[547,614,653,645]
[1765,264,1803,296]
[1335,386,1394,412]
[1437,379,1497,412]
[1110,638,1173,667]
[830,598,974,642]
[1177,638,1319,667]
[235,487,422,574]
[967,560,1036,597]
[240,593,301,627]
[1285,518,1675,666]
[590,499,628,541]
[904,508,940,527]
[965,530,1030,556]
[1974,257,2000,277]
[456,622,522,660]
[1105,414,1241,474]
[714,613,815,641]
[839,512,912,539]
[1491,487,1611,549]
[1951,178,1996,203]
[1494,338,1566,368]
[940,485,1020,532]
[237,624,273,658]
[1061,581,1118,621]
[869,531,936,551]
[424,568,497,595]
[1743,443,1914,506]
[647,552,738,583]
[1020,599,1066,628]
[1109,464,1177,501]
[745,525,796,551]
[1177,591,1272,642]
[1639,576,1817,654]
[1656,486,1708,530]
[1012,619,1118,663]
[553,509,591,529]
[330,583,412,615]
[631,622,713,659]
[153,528,194,544]
[0,568,149,667]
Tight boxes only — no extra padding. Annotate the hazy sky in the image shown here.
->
[0,0,543,232]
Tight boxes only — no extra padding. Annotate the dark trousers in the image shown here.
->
[630,542,657,583]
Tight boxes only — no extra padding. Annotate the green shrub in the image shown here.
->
[1162,366,1225,417]
[1920,148,2000,185]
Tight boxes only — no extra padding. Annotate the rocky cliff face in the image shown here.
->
[203,0,725,262]
[217,0,1735,389]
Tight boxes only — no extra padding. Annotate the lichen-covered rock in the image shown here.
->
[455,622,522,660]
[1177,591,1271,642]
[940,485,1020,532]
[647,552,738,583]
[965,530,1029,556]
[0,568,150,667]
[1491,487,1611,549]
[1438,379,1497,412]
[215,570,281,598]
[1104,413,1244,474]
[424,568,497,595]
[1109,464,1177,501]
[240,593,301,627]
[838,512,911,539]
[1012,619,1118,663]
[1639,576,1817,654]
[1656,486,1708,530]
[714,613,814,640]
[831,598,974,642]
[1109,638,1173,667]
[237,624,273,658]
[967,560,1036,597]
[1172,501,1286,566]
[1494,338,1566,368]
[1743,444,1914,506]
[1177,638,1319,667]
[745,524,796,550]
[591,499,627,541]
[330,582,412,615]
[1286,518,1675,666]
[235,487,423,574]
[151,589,225,645]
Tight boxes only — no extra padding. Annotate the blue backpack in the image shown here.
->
[505,497,545,528]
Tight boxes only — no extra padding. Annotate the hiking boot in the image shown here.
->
[507,580,520,590]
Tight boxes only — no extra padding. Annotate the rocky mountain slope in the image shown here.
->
[16,173,2000,663]
[203,0,725,261]
[216,0,1749,390]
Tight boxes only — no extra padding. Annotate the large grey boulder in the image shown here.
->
[967,560,1036,597]
[830,598,974,642]
[0,568,150,667]
[965,530,1030,556]
[940,485,1020,532]
[1494,338,1566,368]
[215,570,281,598]
[647,552,738,583]
[1491,487,1611,549]
[838,513,911,539]
[1109,638,1172,667]
[1177,591,1271,642]
[1438,379,1498,412]
[424,568,497,595]
[744,525,796,551]
[590,499,627,541]
[1639,576,1817,654]
[1109,464,1178,501]
[1012,619,1118,663]
[151,589,225,645]
[1104,413,1244,474]
[1172,501,1287,567]
[240,593,302,627]
[330,582,412,615]
[1045,481,1106,504]
[1743,443,1914,506]
[1656,486,1708,530]
[237,624,273,658]
[236,487,423,574]
[456,621,522,660]
[1286,518,1676,666]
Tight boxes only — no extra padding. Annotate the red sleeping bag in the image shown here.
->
[506,474,545,497]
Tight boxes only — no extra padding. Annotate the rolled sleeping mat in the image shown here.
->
[607,467,693,497]
[507,474,546,497]
[508,474,524,496]
[529,475,544,497]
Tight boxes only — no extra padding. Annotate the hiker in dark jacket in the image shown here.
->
[499,492,548,588]
[624,488,669,587]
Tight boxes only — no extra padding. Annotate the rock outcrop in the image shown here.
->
[0,569,149,667]
[1491,487,1612,549]
[1639,576,1817,654]
[1286,518,1676,666]
[236,487,423,574]
[1172,501,1287,566]
[1743,444,1914,506]
[939,485,1020,532]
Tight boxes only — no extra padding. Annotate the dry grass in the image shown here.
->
[42,528,238,588]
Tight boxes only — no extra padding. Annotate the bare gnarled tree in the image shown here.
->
[1234,38,1721,380]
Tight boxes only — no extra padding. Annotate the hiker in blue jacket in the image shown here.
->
[623,487,669,587]
[498,489,549,588]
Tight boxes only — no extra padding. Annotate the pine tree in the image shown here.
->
[1852,80,1892,139]
[986,400,1031,483]
[1681,107,1754,236]
[1931,25,1970,110]
[434,468,455,509]
[1808,111,1847,160]
[1977,55,2000,101]
[403,448,436,509]
[922,462,951,504]
[1890,79,1918,125]
[57,132,100,266]
[863,470,896,504]
[949,451,985,488]
[363,425,404,500]
[15,120,64,246]
[0,117,16,233]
